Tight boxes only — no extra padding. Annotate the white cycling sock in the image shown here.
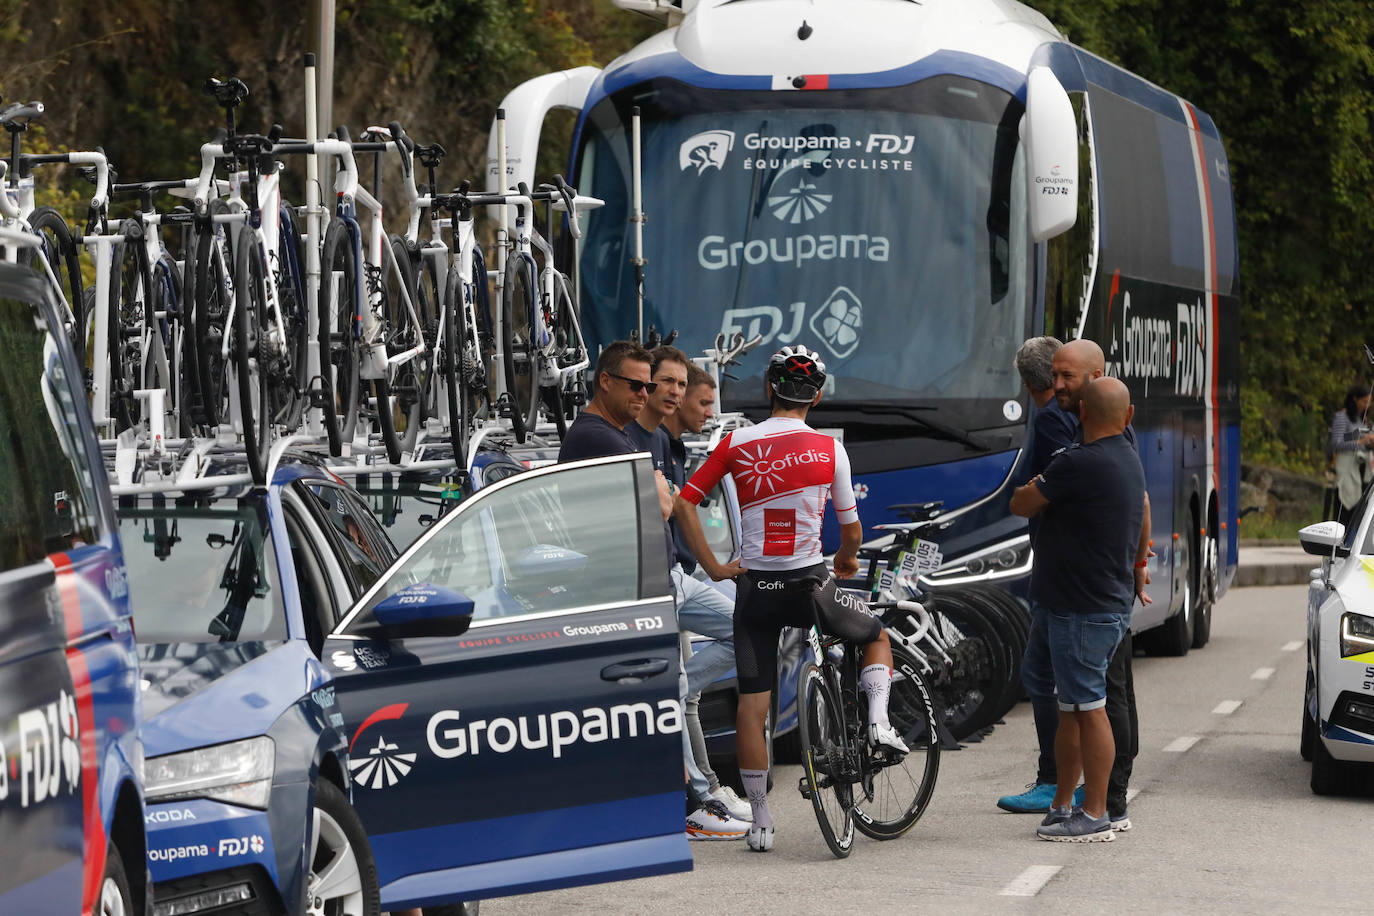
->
[740,769,773,830]
[860,664,891,728]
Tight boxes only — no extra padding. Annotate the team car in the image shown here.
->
[1301,506,1374,795]
[118,453,400,914]
[0,252,148,914]
[123,449,689,913]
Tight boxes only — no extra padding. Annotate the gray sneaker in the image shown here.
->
[1040,805,1073,828]
[1110,809,1132,832]
[1036,809,1114,843]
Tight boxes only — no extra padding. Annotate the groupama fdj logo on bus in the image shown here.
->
[679,130,735,174]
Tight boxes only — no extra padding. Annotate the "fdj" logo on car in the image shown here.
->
[218,835,265,857]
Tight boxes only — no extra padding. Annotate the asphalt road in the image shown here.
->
[483,584,1365,914]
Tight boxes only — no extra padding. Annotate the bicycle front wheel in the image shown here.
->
[317,218,359,456]
[500,252,535,442]
[28,206,85,364]
[798,661,854,858]
[233,226,271,485]
[853,644,941,840]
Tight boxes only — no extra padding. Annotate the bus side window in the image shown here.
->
[1043,90,1096,340]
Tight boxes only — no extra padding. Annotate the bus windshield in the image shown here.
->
[577,75,1031,427]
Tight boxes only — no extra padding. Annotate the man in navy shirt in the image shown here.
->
[998,337,1078,815]
[562,341,745,840]
[1011,377,1145,842]
[629,347,751,827]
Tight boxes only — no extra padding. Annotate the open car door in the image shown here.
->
[322,454,690,910]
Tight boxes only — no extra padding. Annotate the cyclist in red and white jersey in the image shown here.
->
[675,345,906,852]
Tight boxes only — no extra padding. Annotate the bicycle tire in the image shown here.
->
[152,251,194,437]
[109,219,154,432]
[372,375,402,463]
[500,252,534,442]
[275,201,310,432]
[853,644,941,840]
[440,258,468,466]
[190,201,235,431]
[234,225,271,485]
[317,217,360,456]
[937,586,1023,723]
[797,661,854,858]
[28,206,85,365]
[386,234,425,454]
[893,592,1007,740]
[551,269,586,427]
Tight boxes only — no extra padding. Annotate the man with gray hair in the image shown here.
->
[998,336,1082,815]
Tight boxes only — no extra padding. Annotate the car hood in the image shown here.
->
[139,640,328,756]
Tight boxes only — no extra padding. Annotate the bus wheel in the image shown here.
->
[1191,532,1217,649]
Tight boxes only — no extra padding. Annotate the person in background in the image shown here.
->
[1330,384,1374,526]
[629,347,752,832]
[997,336,1085,816]
[1010,377,1146,842]
[558,341,744,839]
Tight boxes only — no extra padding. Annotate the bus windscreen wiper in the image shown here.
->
[812,403,992,452]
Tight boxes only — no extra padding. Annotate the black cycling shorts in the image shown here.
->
[733,563,882,695]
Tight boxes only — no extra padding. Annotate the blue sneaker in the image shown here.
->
[997,783,1056,813]
[1037,809,1114,843]
[998,783,1087,813]
[1040,805,1073,827]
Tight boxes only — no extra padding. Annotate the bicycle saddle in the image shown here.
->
[0,100,44,131]
[887,502,944,523]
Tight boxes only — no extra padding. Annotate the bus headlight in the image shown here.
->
[1340,613,1374,658]
[923,536,1032,585]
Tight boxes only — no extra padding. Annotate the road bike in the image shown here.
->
[795,582,942,858]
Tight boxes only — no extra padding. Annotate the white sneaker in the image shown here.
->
[869,722,909,755]
[709,785,753,822]
[746,823,774,852]
[686,800,748,840]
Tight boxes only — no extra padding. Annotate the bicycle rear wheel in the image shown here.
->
[28,206,85,365]
[233,226,270,485]
[317,218,360,456]
[440,259,469,466]
[797,661,854,858]
[500,252,534,442]
[853,645,941,840]
[189,202,235,432]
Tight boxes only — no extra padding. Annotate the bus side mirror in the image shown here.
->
[1022,67,1078,242]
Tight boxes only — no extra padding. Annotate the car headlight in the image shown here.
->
[1340,613,1374,658]
[144,736,274,809]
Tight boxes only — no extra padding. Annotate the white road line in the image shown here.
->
[1283,641,1303,652]
[1252,667,1276,680]
[1164,736,1200,753]
[999,865,1063,897]
[1213,700,1243,715]
[1126,787,1140,802]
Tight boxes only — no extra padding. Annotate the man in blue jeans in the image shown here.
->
[1010,377,1145,842]
[628,346,753,832]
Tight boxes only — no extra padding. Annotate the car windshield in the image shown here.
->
[117,493,285,643]
[576,75,1030,424]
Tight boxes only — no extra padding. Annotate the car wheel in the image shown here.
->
[99,843,134,916]
[1301,672,1316,762]
[424,903,480,915]
[1311,733,1364,796]
[307,780,380,916]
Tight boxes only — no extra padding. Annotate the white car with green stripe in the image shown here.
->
[1301,517,1374,794]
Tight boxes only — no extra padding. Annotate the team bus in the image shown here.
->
[490,0,1239,653]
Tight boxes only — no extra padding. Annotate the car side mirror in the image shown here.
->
[1022,66,1078,242]
[1299,521,1349,558]
[373,583,475,637]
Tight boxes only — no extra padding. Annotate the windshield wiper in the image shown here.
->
[811,403,992,452]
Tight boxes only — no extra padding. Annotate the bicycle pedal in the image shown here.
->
[797,776,813,800]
